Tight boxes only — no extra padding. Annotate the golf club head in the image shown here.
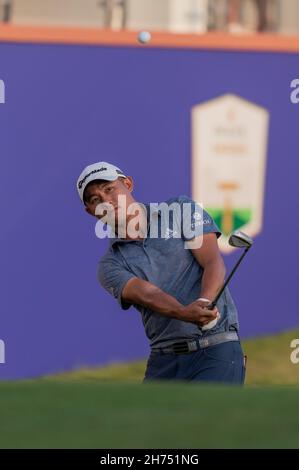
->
[229,230,253,249]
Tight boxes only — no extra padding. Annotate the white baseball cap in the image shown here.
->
[76,162,127,202]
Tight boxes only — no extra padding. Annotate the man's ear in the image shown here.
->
[121,176,134,192]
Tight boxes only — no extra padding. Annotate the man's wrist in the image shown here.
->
[174,304,187,320]
[174,305,197,323]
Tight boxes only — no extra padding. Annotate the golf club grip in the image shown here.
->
[207,302,216,310]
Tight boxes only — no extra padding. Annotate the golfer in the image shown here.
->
[77,162,246,384]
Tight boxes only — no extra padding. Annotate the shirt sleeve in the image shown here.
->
[98,256,137,310]
[178,195,221,241]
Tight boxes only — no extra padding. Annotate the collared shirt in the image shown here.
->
[98,195,239,349]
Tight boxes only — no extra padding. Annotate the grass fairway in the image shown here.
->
[0,329,298,448]
[0,381,298,449]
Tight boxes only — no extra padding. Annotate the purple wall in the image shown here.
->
[0,41,298,379]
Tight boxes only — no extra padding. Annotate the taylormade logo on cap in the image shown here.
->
[76,162,126,201]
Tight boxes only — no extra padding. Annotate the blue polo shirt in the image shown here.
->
[98,195,239,349]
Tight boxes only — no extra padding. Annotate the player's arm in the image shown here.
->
[122,277,217,326]
[188,232,226,302]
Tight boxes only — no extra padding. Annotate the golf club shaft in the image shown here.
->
[208,247,250,310]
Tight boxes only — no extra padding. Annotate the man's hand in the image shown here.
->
[181,299,219,327]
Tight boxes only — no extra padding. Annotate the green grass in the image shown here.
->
[0,381,298,448]
[243,328,299,385]
[0,329,298,448]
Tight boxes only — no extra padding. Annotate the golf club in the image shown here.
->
[208,230,254,310]
[199,230,253,331]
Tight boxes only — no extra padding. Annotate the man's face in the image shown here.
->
[84,177,135,224]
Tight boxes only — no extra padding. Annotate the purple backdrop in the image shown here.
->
[0,41,298,379]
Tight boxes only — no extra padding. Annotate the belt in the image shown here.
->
[151,331,239,355]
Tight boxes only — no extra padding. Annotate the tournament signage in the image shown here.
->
[192,94,269,253]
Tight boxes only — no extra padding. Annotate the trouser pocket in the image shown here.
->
[199,341,245,384]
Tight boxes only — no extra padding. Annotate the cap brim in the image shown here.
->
[82,174,126,202]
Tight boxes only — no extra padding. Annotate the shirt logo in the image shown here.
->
[193,211,202,221]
